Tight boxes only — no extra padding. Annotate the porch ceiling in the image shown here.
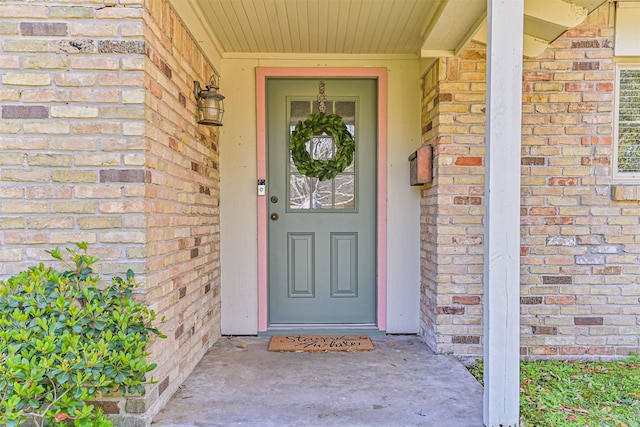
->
[169,0,607,64]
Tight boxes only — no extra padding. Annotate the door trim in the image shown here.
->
[256,67,388,332]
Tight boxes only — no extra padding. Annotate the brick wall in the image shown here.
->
[420,2,639,359]
[419,63,440,351]
[140,0,221,419]
[0,0,220,423]
[519,4,639,358]
[420,43,486,356]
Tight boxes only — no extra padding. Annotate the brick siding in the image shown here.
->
[420,42,486,357]
[0,0,221,423]
[420,2,640,359]
[419,64,440,351]
[520,4,638,359]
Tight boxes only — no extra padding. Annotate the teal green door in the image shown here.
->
[267,78,377,326]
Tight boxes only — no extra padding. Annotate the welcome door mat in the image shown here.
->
[268,335,374,352]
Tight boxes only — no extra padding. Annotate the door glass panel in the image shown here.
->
[336,101,355,173]
[291,100,311,120]
[288,99,357,212]
[343,126,355,173]
[335,101,355,120]
[289,175,310,209]
[334,174,355,210]
[312,101,334,114]
[312,179,333,209]
[312,132,335,160]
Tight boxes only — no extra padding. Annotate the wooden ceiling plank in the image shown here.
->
[323,0,341,53]
[376,0,402,53]
[262,0,285,52]
[307,0,320,52]
[314,0,329,53]
[349,0,373,53]
[201,0,235,52]
[296,0,310,53]
[394,1,417,52]
[387,0,420,53]
[334,0,353,53]
[226,0,252,52]
[342,0,363,53]
[285,0,302,53]
[359,0,385,53]
[222,0,252,52]
[216,0,246,51]
[188,0,600,56]
[251,0,277,52]
[231,0,261,52]
[273,0,293,52]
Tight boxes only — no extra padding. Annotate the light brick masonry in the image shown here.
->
[420,3,639,360]
[420,41,486,357]
[0,0,220,424]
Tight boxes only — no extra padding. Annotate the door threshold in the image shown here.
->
[260,323,386,337]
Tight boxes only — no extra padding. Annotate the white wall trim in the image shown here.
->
[615,2,640,57]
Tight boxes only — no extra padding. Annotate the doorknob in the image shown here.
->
[270,213,279,221]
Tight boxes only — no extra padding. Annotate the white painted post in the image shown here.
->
[483,0,523,426]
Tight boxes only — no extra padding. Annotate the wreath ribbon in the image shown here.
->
[290,111,355,181]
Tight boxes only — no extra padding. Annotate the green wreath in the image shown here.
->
[290,111,355,181]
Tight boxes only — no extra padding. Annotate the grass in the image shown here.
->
[468,355,640,426]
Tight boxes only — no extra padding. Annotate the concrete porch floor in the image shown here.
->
[152,335,484,426]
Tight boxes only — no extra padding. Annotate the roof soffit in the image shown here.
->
[167,0,609,64]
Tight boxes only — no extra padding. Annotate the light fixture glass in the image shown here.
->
[194,75,225,126]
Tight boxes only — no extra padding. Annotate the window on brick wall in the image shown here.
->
[614,64,640,180]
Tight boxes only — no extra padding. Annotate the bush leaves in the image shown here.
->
[0,243,163,426]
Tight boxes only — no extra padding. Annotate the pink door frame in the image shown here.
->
[256,67,388,332]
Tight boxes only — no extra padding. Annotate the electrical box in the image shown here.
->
[408,145,433,186]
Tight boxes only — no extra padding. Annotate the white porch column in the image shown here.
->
[483,0,523,426]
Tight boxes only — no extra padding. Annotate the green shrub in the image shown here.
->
[0,243,164,427]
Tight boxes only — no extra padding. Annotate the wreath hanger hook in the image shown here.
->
[317,80,326,113]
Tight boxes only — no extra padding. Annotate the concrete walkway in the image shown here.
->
[153,335,484,427]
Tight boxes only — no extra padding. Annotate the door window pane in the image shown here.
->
[291,100,311,122]
[334,174,355,210]
[288,99,357,211]
[312,133,335,160]
[289,174,310,209]
[312,179,333,209]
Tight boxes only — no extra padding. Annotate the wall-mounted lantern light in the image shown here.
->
[194,75,225,126]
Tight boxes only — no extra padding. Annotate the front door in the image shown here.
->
[267,78,377,327]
